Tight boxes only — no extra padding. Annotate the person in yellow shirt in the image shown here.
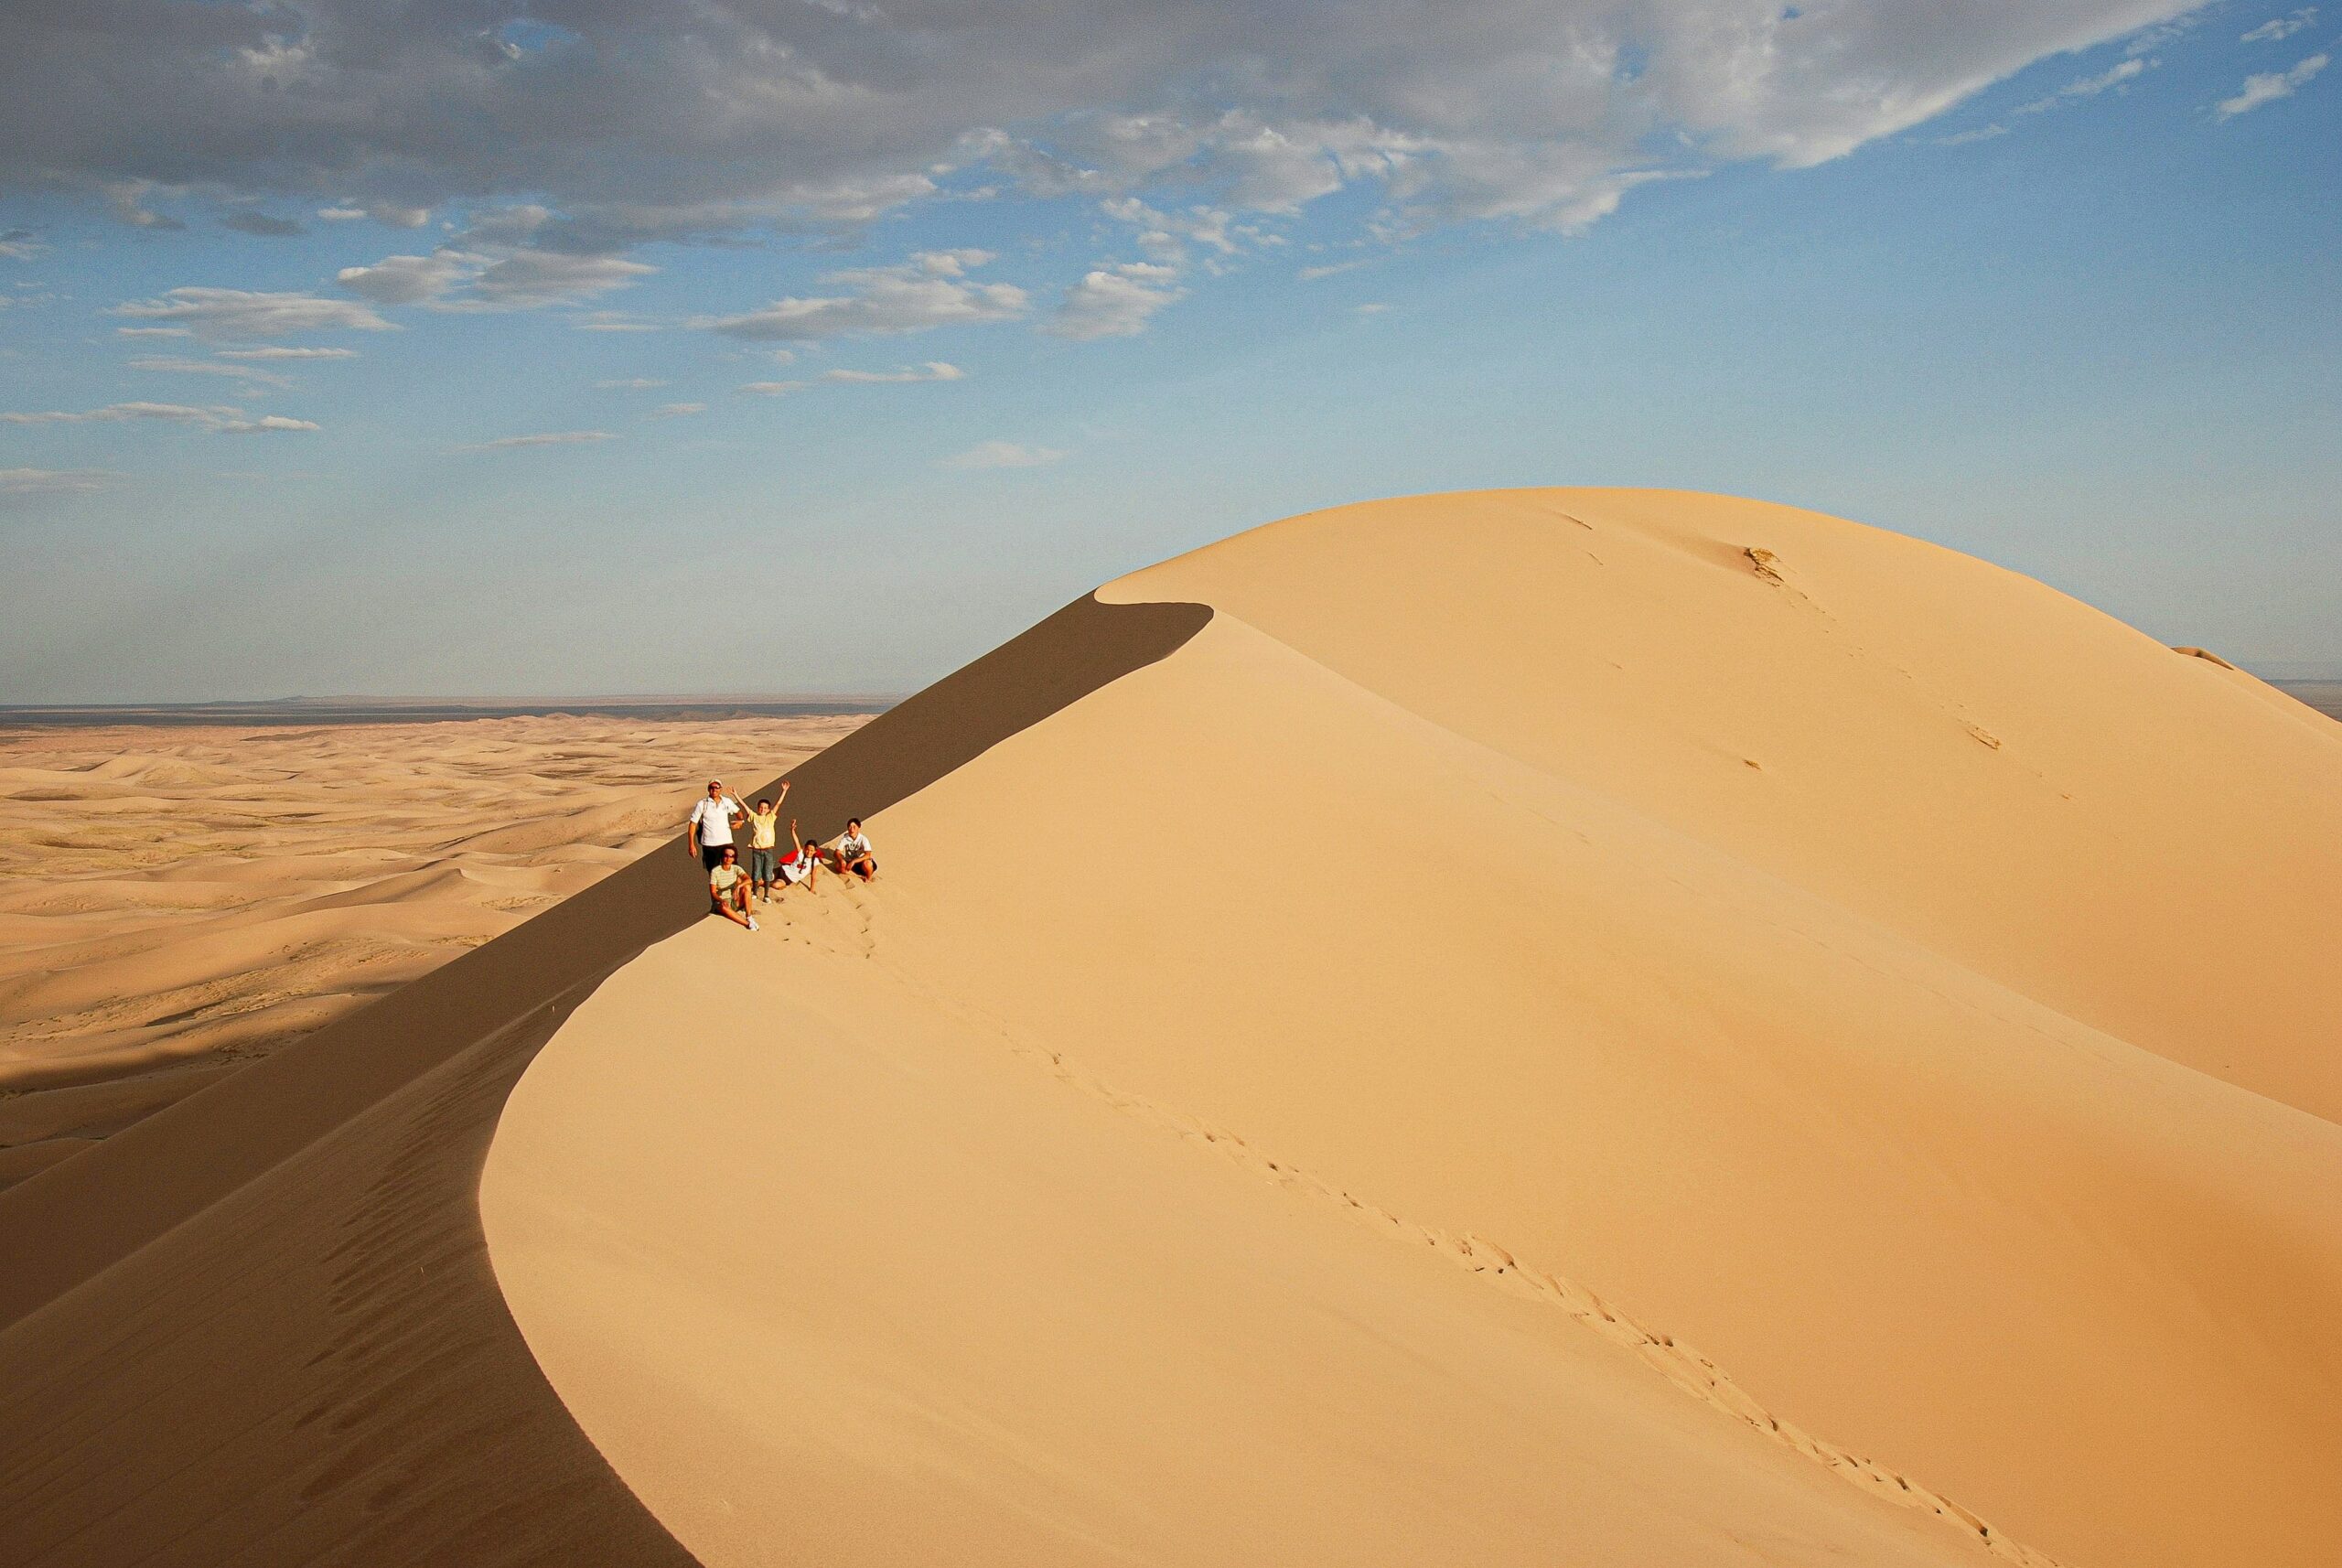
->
[747,782,789,899]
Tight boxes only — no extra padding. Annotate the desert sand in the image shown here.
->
[0,714,863,1188]
[3,489,2337,1568]
[480,490,2342,1568]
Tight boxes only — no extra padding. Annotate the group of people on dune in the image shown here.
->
[686,778,876,933]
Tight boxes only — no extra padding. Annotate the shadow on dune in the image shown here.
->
[0,594,1209,1568]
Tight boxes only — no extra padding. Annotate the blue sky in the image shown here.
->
[2,1,2336,701]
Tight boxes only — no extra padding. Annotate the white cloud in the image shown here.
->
[1101,197,1239,262]
[1047,262,1186,339]
[455,430,618,451]
[338,245,654,311]
[335,252,477,306]
[596,377,670,390]
[0,229,42,261]
[2015,57,2154,115]
[115,325,193,338]
[231,415,320,435]
[737,380,811,396]
[0,402,317,434]
[1354,302,1391,315]
[698,253,1027,341]
[113,287,392,339]
[216,345,359,360]
[127,354,295,390]
[317,206,369,221]
[2217,52,2329,116]
[2242,10,2317,43]
[821,361,966,383]
[652,402,707,417]
[470,250,656,307]
[943,439,1066,468]
[575,313,661,332]
[0,467,113,497]
[1297,260,1368,281]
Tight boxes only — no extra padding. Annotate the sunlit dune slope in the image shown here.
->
[485,489,2342,1568]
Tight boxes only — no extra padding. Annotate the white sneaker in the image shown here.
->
[747,916,760,931]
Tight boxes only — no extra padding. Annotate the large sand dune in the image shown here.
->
[482,491,2342,1568]
[3,490,2336,1567]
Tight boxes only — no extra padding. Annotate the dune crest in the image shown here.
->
[485,490,2342,1568]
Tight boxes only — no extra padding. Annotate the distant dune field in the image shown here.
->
[0,714,865,1187]
[4,490,2337,1568]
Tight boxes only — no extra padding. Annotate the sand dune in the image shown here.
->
[3,491,2336,1567]
[0,598,1201,1566]
[0,714,863,1186]
[486,490,2342,1568]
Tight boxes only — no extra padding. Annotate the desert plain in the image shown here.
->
[0,712,866,1187]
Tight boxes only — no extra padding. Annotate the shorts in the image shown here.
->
[779,858,811,886]
[700,842,731,871]
[750,847,777,883]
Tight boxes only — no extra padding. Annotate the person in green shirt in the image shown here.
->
[708,844,757,931]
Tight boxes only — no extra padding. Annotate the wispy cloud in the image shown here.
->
[113,288,393,340]
[574,313,661,333]
[651,402,706,418]
[339,247,656,311]
[127,354,295,390]
[216,346,358,360]
[316,201,429,226]
[2217,52,2328,116]
[2242,9,2317,43]
[1296,260,1368,281]
[114,325,193,339]
[221,211,303,237]
[0,402,317,435]
[102,180,184,231]
[737,380,810,396]
[2014,57,2154,115]
[596,377,670,390]
[0,467,114,497]
[696,252,1026,341]
[454,429,618,451]
[0,229,43,262]
[820,361,966,384]
[942,439,1066,469]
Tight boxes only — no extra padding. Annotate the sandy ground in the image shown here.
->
[0,714,864,1187]
[0,596,1189,1568]
[485,490,2342,1568]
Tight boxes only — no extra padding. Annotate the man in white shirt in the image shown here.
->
[687,779,747,872]
[832,817,876,881]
